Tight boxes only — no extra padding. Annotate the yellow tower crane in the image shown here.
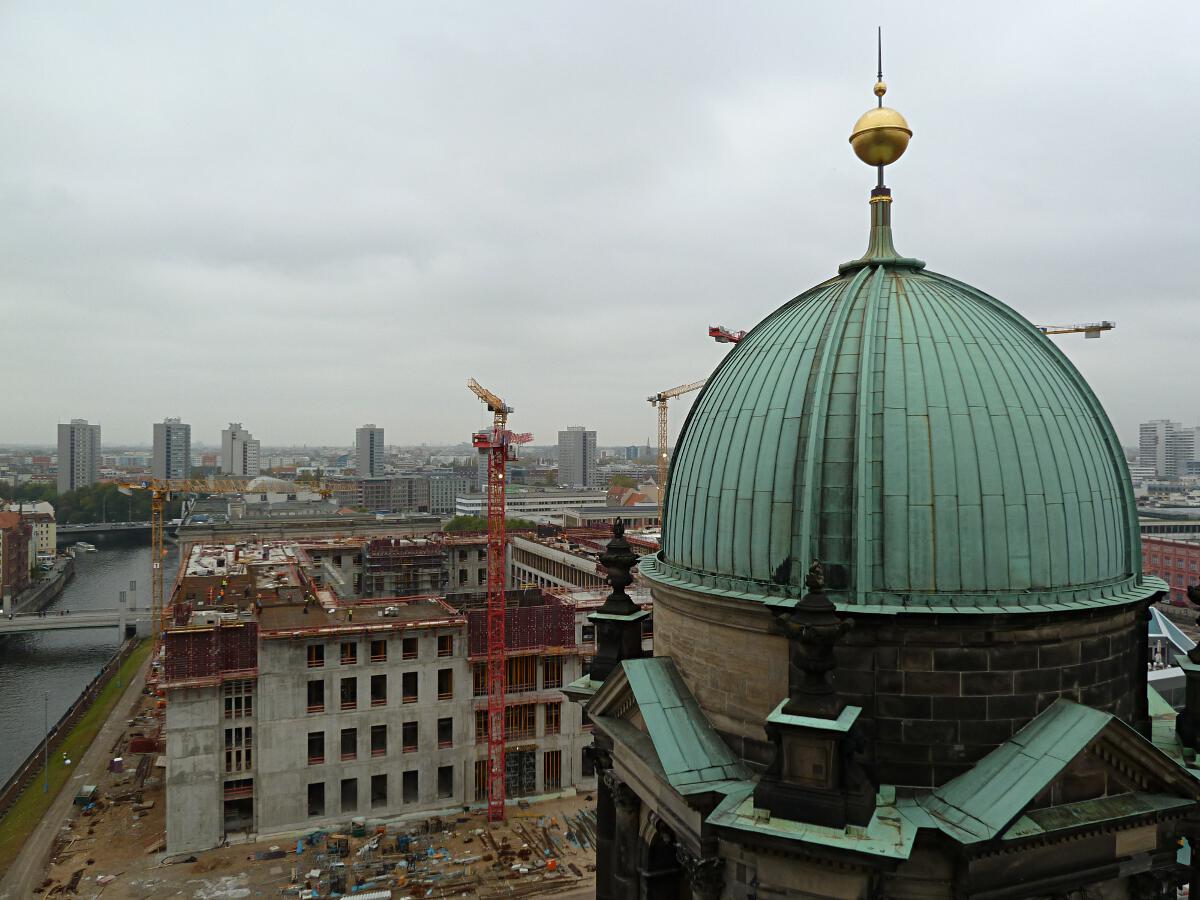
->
[117,478,337,638]
[647,379,707,521]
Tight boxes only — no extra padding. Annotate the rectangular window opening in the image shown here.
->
[340,677,358,711]
[307,644,325,668]
[544,750,562,791]
[542,656,563,690]
[307,781,325,817]
[340,777,357,813]
[307,679,325,713]
[340,727,357,761]
[371,774,387,809]
[437,668,453,701]
[402,637,418,660]
[403,770,418,804]
[307,731,324,765]
[370,638,387,662]
[371,724,387,757]
[402,671,418,704]
[437,717,453,749]
[544,702,561,735]
[370,673,387,707]
[340,641,357,665]
[437,765,453,799]
[402,721,418,754]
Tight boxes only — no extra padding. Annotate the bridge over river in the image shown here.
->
[56,522,152,545]
[0,608,152,638]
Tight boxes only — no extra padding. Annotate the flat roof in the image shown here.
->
[257,596,463,636]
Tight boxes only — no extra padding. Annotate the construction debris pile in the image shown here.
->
[259,805,598,899]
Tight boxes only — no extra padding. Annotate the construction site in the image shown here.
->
[35,672,601,898]
[15,380,662,898]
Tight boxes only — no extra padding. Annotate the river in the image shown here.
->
[0,542,178,784]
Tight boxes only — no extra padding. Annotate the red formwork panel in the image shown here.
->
[467,601,575,657]
[164,623,259,682]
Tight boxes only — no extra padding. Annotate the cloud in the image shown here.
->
[1,1,1196,449]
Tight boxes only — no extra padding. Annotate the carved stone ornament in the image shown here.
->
[675,848,725,895]
[603,770,640,812]
[586,745,612,774]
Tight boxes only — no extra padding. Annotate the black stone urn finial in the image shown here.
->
[597,518,640,617]
[782,559,852,718]
[588,518,648,684]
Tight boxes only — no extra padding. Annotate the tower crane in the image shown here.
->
[467,378,533,822]
[117,478,337,639]
[647,380,707,522]
[708,324,747,344]
[1037,321,1115,338]
[710,320,1116,346]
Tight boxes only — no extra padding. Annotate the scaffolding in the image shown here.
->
[162,622,259,688]
[465,596,576,658]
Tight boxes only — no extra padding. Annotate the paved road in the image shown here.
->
[0,652,151,899]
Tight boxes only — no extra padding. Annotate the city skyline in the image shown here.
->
[2,4,1198,448]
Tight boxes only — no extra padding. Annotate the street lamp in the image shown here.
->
[42,691,49,793]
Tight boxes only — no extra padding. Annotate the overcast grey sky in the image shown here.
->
[1,2,1195,449]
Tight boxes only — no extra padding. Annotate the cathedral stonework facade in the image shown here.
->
[566,72,1200,900]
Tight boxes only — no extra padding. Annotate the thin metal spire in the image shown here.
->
[876,26,883,107]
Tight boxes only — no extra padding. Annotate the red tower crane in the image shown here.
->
[708,324,746,344]
[467,378,533,822]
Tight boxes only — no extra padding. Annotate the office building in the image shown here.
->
[557,426,597,489]
[355,425,385,478]
[1140,419,1195,479]
[56,419,101,494]
[221,423,261,477]
[153,417,192,481]
[428,474,472,517]
[453,487,606,521]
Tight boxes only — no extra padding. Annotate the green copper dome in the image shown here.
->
[648,194,1151,612]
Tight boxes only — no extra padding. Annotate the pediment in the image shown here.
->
[587,657,750,795]
[920,700,1200,845]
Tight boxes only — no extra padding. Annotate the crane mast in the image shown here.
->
[647,379,707,523]
[467,378,532,822]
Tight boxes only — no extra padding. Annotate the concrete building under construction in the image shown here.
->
[162,537,633,852]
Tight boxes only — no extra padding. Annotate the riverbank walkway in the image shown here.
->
[0,646,153,898]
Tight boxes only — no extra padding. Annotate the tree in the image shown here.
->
[444,515,538,533]
[609,474,636,489]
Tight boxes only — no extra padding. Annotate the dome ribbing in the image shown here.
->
[650,205,1148,612]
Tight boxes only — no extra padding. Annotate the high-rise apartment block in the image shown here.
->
[557,426,597,489]
[56,419,101,494]
[1139,419,1195,479]
[153,417,192,481]
[356,425,385,478]
[221,423,261,477]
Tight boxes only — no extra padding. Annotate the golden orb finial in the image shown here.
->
[849,30,911,168]
[850,106,912,167]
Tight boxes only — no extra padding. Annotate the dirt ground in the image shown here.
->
[35,693,598,899]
